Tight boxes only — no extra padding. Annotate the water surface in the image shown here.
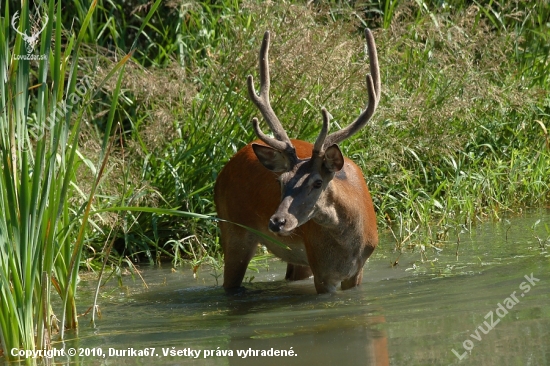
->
[59,211,550,365]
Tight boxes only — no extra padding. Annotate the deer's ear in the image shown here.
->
[323,144,344,172]
[252,144,292,172]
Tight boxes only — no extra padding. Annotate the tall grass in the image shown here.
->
[3,1,544,275]
[0,0,101,359]
[0,0,162,360]
[112,0,549,261]
[0,0,95,357]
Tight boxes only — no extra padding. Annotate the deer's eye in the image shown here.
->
[312,179,323,189]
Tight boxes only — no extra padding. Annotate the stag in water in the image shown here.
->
[215,29,381,294]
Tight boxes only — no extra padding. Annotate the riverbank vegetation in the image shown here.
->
[88,0,549,264]
[1,0,549,360]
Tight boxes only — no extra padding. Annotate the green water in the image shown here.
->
[33,212,550,364]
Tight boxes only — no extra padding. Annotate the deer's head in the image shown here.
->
[247,30,380,235]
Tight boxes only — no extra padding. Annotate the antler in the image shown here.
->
[33,13,49,38]
[316,28,381,151]
[11,11,29,39]
[248,31,295,155]
[313,108,330,155]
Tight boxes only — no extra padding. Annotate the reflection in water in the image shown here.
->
[26,212,550,365]
[224,292,389,366]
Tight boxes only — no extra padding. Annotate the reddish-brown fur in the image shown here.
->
[215,28,380,294]
[214,139,378,293]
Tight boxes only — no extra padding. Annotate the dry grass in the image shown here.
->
[85,0,545,195]
[73,0,548,258]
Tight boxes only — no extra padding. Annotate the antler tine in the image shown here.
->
[37,14,49,34]
[11,11,26,36]
[366,28,381,102]
[313,108,330,155]
[322,28,381,149]
[247,31,293,152]
[252,118,289,151]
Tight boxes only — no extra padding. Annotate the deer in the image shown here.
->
[214,29,380,294]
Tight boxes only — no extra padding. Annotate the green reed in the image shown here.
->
[0,0,161,360]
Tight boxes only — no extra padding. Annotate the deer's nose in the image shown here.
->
[269,216,286,233]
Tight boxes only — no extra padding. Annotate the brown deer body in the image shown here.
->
[215,29,380,294]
